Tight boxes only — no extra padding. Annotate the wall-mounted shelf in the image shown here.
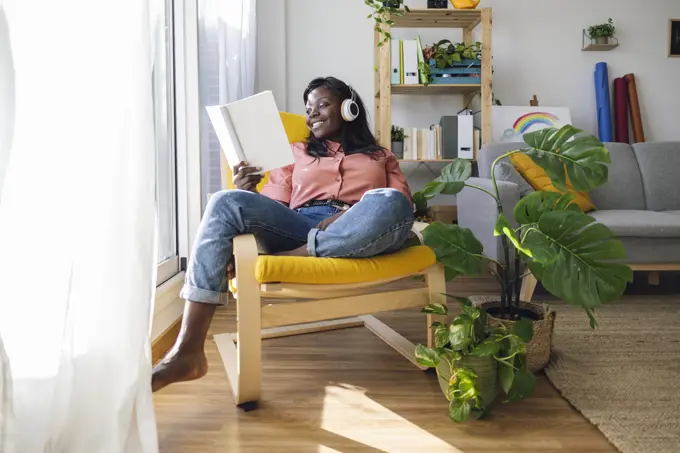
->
[582,43,619,51]
[582,30,619,51]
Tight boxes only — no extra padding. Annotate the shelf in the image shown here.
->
[390,9,482,29]
[582,43,619,51]
[387,84,481,96]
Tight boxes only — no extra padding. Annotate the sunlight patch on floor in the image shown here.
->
[320,383,464,453]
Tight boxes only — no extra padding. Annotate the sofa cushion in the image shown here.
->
[477,141,527,179]
[493,162,535,197]
[509,153,596,212]
[589,143,647,211]
[632,142,680,211]
[589,210,680,238]
[617,237,680,264]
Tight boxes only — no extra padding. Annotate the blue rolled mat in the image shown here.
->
[594,62,613,142]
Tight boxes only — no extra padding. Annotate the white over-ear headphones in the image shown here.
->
[341,85,359,122]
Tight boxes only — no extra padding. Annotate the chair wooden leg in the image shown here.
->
[214,234,262,408]
[520,273,538,302]
[426,264,447,349]
[360,315,427,370]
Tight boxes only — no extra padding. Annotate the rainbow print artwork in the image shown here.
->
[512,112,561,134]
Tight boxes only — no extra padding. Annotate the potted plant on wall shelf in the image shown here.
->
[415,296,536,422]
[391,125,406,159]
[587,18,616,45]
[413,125,634,371]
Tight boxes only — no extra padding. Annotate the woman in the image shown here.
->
[152,76,414,392]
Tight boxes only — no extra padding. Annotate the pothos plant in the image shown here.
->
[419,40,482,85]
[415,296,536,422]
[365,0,409,46]
[413,125,634,327]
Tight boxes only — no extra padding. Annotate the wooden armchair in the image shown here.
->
[212,113,446,408]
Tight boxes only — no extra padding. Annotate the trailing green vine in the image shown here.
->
[365,0,409,46]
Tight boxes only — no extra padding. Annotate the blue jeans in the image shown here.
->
[180,188,415,305]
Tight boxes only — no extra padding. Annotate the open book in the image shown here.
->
[206,91,295,174]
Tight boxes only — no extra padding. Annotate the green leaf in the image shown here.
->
[449,322,472,351]
[511,319,534,343]
[434,324,450,348]
[585,307,598,329]
[449,399,471,422]
[415,159,472,200]
[522,210,634,308]
[505,368,536,402]
[470,339,500,357]
[422,303,448,315]
[515,191,581,225]
[415,344,440,368]
[498,362,514,394]
[495,213,533,258]
[422,222,485,278]
[522,125,610,192]
[493,213,512,237]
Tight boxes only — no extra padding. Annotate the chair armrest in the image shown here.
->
[457,177,520,263]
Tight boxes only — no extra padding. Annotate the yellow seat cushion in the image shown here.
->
[509,153,596,212]
[226,112,309,191]
[254,245,436,284]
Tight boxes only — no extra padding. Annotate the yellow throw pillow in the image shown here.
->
[227,112,308,190]
[509,153,596,212]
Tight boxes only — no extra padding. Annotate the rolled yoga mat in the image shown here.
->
[594,62,613,142]
[613,77,629,143]
[625,73,645,143]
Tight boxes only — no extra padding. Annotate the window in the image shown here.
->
[153,0,179,285]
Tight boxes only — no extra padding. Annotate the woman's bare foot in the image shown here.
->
[152,348,208,392]
[151,301,217,392]
[274,245,309,257]
[227,256,235,279]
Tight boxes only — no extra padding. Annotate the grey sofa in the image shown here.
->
[458,140,680,295]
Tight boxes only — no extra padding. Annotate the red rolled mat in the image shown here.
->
[613,77,629,143]
[625,73,645,143]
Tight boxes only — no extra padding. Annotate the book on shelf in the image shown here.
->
[400,125,443,161]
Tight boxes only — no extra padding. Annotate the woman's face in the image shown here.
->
[305,87,343,140]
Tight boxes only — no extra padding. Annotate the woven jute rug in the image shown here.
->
[543,296,680,453]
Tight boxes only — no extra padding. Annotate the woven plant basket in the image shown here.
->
[436,355,499,408]
[471,296,556,373]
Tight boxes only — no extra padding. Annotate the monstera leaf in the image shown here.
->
[522,210,633,309]
[422,222,485,280]
[522,125,610,193]
[415,159,473,202]
[514,191,581,225]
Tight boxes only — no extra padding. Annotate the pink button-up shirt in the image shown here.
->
[261,141,412,210]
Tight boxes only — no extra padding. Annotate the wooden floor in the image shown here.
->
[153,275,621,453]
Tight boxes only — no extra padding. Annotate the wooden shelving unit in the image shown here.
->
[374,8,493,151]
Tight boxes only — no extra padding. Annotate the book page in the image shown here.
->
[222,91,295,173]
[206,104,245,170]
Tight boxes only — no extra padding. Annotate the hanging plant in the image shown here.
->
[366,0,410,46]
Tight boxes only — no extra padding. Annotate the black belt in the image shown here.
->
[299,199,353,211]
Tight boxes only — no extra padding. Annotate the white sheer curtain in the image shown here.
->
[0,0,160,452]
[198,0,256,208]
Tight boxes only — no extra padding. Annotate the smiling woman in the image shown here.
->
[151,76,417,392]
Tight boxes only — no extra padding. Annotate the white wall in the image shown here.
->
[257,0,680,198]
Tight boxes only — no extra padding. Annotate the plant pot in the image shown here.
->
[427,0,448,8]
[595,36,610,45]
[391,141,404,159]
[472,297,556,373]
[436,355,499,408]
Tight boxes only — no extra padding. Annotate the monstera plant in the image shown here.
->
[414,125,634,328]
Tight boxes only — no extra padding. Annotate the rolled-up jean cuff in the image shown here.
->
[307,227,320,257]
[179,284,230,305]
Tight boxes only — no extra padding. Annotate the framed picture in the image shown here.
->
[670,19,680,58]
